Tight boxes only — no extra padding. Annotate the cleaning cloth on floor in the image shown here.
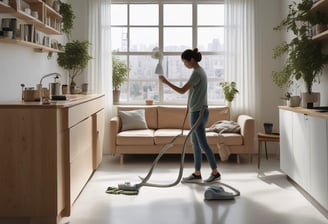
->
[106,186,139,195]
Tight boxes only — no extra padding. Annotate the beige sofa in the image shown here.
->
[109,105,255,164]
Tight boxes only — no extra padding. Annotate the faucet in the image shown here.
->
[39,72,61,103]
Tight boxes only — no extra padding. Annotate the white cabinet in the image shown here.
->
[279,108,328,210]
[279,109,294,175]
[292,113,310,191]
[309,116,328,208]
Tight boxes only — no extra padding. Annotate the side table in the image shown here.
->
[257,132,280,169]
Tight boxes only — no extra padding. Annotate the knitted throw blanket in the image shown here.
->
[206,120,240,161]
[206,120,241,134]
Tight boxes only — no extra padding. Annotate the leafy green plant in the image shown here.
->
[112,56,129,91]
[220,81,239,102]
[57,40,92,86]
[59,1,75,39]
[272,0,328,94]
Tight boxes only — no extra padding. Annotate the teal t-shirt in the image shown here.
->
[187,67,208,112]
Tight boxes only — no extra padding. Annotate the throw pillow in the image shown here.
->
[119,109,148,131]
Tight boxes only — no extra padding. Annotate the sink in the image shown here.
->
[50,95,84,102]
[51,95,67,101]
[312,106,328,113]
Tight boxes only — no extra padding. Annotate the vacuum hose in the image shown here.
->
[136,105,205,188]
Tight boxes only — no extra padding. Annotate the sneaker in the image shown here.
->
[181,173,202,183]
[204,172,221,183]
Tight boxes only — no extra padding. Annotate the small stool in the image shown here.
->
[257,132,280,169]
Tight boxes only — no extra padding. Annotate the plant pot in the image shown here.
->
[289,96,301,107]
[113,90,120,104]
[264,123,273,134]
[145,99,153,105]
[301,92,320,108]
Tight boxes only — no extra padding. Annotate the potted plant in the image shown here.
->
[220,81,239,105]
[272,0,328,107]
[112,56,129,103]
[57,40,92,93]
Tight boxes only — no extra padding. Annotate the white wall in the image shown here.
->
[255,0,283,133]
[0,42,64,101]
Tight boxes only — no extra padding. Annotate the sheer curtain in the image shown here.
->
[87,0,112,152]
[224,0,260,120]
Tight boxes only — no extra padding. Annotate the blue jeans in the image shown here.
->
[190,107,217,171]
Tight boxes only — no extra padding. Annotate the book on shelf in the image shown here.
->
[18,23,35,42]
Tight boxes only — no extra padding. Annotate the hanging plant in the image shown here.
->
[58,1,75,39]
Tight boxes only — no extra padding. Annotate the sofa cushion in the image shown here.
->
[206,107,230,127]
[119,109,148,131]
[206,131,243,145]
[118,106,158,129]
[158,106,190,129]
[154,129,191,145]
[117,129,155,145]
[157,106,231,130]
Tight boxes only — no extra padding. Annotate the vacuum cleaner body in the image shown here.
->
[204,186,236,200]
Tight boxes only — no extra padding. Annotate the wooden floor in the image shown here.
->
[61,154,328,224]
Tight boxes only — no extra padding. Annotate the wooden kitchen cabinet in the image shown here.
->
[0,94,105,224]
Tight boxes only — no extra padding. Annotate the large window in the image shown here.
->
[111,0,224,104]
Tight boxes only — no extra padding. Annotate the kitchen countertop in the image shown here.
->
[0,94,105,109]
[279,105,328,119]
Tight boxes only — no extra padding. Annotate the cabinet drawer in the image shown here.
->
[68,96,104,127]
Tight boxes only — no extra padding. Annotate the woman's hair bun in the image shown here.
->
[181,48,202,62]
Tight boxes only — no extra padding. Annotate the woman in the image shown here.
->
[159,48,221,183]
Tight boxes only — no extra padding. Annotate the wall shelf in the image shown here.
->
[0,38,62,52]
[312,0,328,12]
[311,0,328,41]
[0,0,62,53]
